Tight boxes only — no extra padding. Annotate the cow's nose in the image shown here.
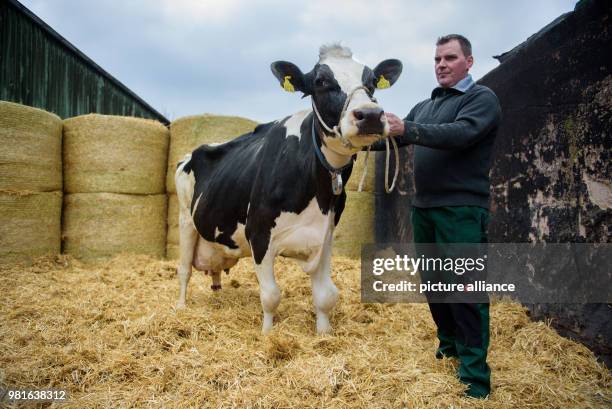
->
[354,107,384,122]
[353,107,385,134]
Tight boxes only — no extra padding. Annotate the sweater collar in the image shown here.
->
[431,74,475,98]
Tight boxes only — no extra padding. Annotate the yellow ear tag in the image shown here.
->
[376,75,391,89]
[283,75,295,92]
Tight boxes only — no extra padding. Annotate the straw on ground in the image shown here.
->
[1,254,609,408]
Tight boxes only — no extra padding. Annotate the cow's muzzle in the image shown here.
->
[353,107,385,135]
[312,85,381,149]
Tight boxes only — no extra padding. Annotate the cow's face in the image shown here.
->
[271,45,402,154]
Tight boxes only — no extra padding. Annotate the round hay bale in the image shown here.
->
[166,193,179,259]
[333,191,375,258]
[166,114,257,193]
[63,193,167,260]
[346,151,376,192]
[63,114,169,194]
[0,101,62,192]
[0,191,62,263]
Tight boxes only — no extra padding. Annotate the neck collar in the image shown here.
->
[311,117,353,195]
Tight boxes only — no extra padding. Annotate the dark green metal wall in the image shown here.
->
[0,0,168,124]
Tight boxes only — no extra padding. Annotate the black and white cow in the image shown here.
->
[175,44,402,334]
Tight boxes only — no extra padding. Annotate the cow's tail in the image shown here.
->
[175,153,195,215]
[174,153,199,308]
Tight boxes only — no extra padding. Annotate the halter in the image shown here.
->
[311,85,377,150]
[312,116,406,196]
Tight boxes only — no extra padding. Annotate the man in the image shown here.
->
[370,34,501,398]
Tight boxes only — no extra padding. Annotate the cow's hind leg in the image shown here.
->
[176,212,198,309]
[254,252,281,333]
[310,234,339,334]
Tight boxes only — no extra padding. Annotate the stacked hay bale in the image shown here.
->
[0,101,63,263]
[333,151,376,258]
[62,114,169,260]
[165,114,258,259]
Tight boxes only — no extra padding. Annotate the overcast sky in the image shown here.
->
[20,0,575,123]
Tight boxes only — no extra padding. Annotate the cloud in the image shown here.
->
[157,0,243,25]
[19,0,576,122]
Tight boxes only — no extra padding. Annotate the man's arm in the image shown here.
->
[367,103,419,151]
[366,89,501,152]
[399,89,501,150]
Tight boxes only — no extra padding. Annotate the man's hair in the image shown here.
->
[436,34,472,57]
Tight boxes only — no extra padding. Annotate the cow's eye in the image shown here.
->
[315,78,329,88]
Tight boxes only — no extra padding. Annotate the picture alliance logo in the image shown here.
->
[372,254,488,276]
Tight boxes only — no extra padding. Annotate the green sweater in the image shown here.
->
[371,81,501,209]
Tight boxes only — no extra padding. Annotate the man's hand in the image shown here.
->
[385,112,405,137]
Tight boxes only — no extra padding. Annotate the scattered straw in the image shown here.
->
[63,114,169,194]
[1,255,608,408]
[0,101,63,192]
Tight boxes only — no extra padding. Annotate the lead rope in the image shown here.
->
[357,135,401,193]
[384,136,400,193]
[312,84,401,193]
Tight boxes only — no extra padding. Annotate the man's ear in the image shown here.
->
[271,61,307,94]
[373,59,403,89]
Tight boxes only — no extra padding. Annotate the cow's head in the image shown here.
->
[271,44,402,154]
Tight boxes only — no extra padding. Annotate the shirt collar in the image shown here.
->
[453,74,474,92]
[431,74,475,98]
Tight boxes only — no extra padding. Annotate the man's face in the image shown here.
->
[435,39,473,88]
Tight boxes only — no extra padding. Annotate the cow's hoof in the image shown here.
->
[176,301,187,310]
[211,284,222,291]
[316,316,332,335]
[261,313,274,333]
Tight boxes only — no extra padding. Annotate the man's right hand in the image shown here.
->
[385,112,405,137]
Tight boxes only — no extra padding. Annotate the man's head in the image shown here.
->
[435,34,473,88]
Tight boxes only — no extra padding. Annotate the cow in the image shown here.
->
[175,44,402,334]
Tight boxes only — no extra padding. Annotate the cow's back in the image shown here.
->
[180,123,275,248]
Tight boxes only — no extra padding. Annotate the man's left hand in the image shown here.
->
[385,113,405,137]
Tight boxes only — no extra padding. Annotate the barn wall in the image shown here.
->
[0,0,168,124]
[375,0,611,365]
[479,0,611,367]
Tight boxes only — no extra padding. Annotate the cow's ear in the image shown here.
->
[373,59,403,89]
[271,61,307,94]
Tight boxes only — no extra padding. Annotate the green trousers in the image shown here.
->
[412,206,491,399]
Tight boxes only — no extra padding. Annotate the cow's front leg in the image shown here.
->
[176,212,198,309]
[254,252,280,333]
[310,239,338,334]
